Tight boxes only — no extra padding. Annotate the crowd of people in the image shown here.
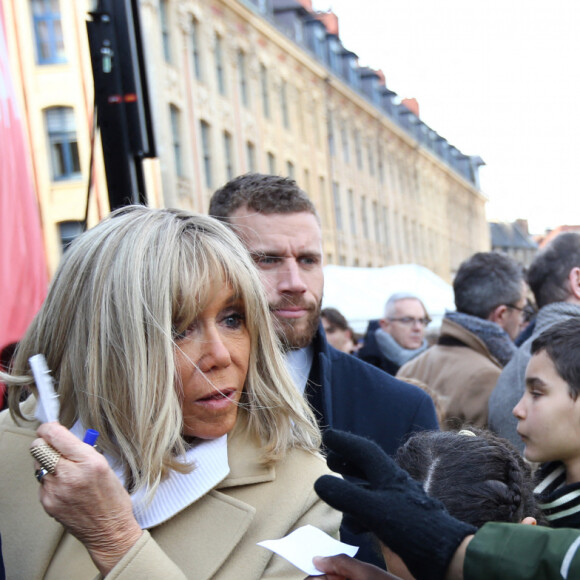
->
[2,172,580,579]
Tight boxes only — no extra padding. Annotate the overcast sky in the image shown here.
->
[312,0,580,234]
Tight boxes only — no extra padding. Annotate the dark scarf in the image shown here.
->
[445,311,516,367]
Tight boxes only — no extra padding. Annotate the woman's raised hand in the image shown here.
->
[32,422,143,575]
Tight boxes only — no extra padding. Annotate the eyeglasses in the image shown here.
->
[387,317,431,327]
[506,304,536,322]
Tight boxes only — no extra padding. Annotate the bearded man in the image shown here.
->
[209,173,438,568]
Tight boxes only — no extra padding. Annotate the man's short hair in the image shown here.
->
[531,318,580,399]
[453,252,524,319]
[384,292,427,319]
[527,233,580,309]
[209,173,318,222]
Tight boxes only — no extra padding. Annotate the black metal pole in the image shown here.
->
[87,0,156,210]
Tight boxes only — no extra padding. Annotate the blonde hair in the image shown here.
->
[4,206,320,494]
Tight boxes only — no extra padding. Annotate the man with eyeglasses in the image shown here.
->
[357,293,431,375]
[398,252,527,430]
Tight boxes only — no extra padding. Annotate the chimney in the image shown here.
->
[515,219,529,235]
[401,97,419,117]
[317,10,339,36]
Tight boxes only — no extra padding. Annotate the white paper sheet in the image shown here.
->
[257,525,359,576]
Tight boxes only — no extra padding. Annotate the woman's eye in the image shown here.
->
[223,312,245,329]
[175,320,199,340]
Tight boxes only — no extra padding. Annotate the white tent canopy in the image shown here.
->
[322,264,455,333]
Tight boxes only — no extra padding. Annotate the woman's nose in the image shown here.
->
[197,329,232,371]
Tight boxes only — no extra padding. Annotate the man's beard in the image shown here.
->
[272,299,322,351]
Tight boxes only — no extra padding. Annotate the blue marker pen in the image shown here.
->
[83,428,100,446]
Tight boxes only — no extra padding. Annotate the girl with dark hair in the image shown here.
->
[384,428,544,579]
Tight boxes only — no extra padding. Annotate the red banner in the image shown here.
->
[0,2,48,358]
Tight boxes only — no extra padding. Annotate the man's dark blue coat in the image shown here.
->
[307,325,438,453]
[306,325,439,566]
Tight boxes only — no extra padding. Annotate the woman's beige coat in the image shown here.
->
[0,402,340,579]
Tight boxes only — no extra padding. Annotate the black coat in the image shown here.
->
[356,319,401,376]
[306,324,439,566]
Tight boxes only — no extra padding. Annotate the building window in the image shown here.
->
[31,0,66,64]
[260,64,270,118]
[373,201,381,243]
[170,105,183,177]
[246,141,256,172]
[58,220,84,253]
[382,206,388,257]
[45,106,81,180]
[246,0,268,13]
[190,16,202,81]
[328,37,341,74]
[297,93,305,138]
[319,176,328,228]
[378,145,385,183]
[403,216,410,255]
[354,130,362,169]
[281,80,289,129]
[159,0,171,63]
[286,160,294,179]
[348,189,356,235]
[361,196,369,239]
[237,49,248,107]
[215,34,225,95]
[200,120,212,188]
[312,23,326,60]
[394,162,402,193]
[332,182,342,231]
[267,151,276,174]
[367,142,375,176]
[328,113,335,157]
[312,103,320,146]
[223,130,234,181]
[303,168,310,193]
[341,122,349,164]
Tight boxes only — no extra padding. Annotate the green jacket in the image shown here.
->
[466,522,580,580]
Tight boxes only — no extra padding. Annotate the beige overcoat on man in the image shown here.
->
[397,318,503,430]
[0,401,340,580]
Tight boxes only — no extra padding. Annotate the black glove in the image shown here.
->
[315,429,476,580]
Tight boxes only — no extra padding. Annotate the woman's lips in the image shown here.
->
[195,389,237,408]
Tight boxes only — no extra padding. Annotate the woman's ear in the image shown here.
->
[520,516,537,526]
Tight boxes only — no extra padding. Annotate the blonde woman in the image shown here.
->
[0,206,339,579]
